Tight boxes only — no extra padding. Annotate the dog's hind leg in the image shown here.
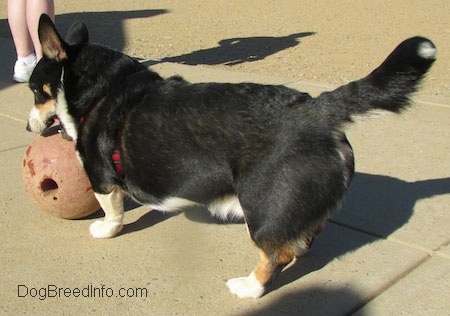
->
[89,187,124,238]
[226,245,295,298]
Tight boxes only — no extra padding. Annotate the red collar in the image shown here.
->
[77,95,126,179]
[111,149,124,178]
[79,116,125,179]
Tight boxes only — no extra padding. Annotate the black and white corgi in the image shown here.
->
[27,14,436,298]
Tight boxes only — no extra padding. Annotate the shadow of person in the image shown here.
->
[0,9,168,90]
[156,32,315,66]
[267,172,450,294]
[54,9,168,51]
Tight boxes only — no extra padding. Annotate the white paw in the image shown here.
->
[89,220,123,238]
[226,272,265,298]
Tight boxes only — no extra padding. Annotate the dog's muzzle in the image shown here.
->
[26,107,56,134]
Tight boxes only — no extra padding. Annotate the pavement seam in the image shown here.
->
[434,240,450,259]
[0,145,29,154]
[330,217,449,314]
[0,112,26,123]
[328,219,443,258]
[415,99,450,108]
[435,252,450,260]
[350,254,432,315]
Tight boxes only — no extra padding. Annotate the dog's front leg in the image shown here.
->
[89,188,124,238]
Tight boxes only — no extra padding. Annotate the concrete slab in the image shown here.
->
[437,243,450,259]
[353,253,450,316]
[237,223,429,316]
[0,116,35,151]
[0,83,35,120]
[0,187,430,316]
[333,102,450,252]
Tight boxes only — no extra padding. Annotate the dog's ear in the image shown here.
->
[65,21,89,45]
[38,14,67,62]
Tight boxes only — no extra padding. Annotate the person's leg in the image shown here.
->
[26,0,55,59]
[8,0,37,82]
[8,0,34,58]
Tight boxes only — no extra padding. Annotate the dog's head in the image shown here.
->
[26,58,62,133]
[26,14,89,135]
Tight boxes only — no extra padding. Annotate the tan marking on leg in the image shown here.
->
[253,246,295,286]
[226,244,296,298]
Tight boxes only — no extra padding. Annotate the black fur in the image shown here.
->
[28,14,436,297]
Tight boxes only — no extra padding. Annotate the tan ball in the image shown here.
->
[22,126,100,219]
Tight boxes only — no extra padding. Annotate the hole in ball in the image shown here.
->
[40,178,58,192]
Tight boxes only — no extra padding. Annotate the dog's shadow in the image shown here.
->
[269,172,450,293]
[145,32,315,67]
[118,172,450,292]
[120,197,243,235]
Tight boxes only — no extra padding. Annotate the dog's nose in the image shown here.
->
[26,122,31,132]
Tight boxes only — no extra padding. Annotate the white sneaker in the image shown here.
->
[13,57,37,83]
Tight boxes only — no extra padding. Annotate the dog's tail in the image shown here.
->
[315,37,436,123]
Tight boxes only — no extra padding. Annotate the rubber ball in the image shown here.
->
[22,126,100,219]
